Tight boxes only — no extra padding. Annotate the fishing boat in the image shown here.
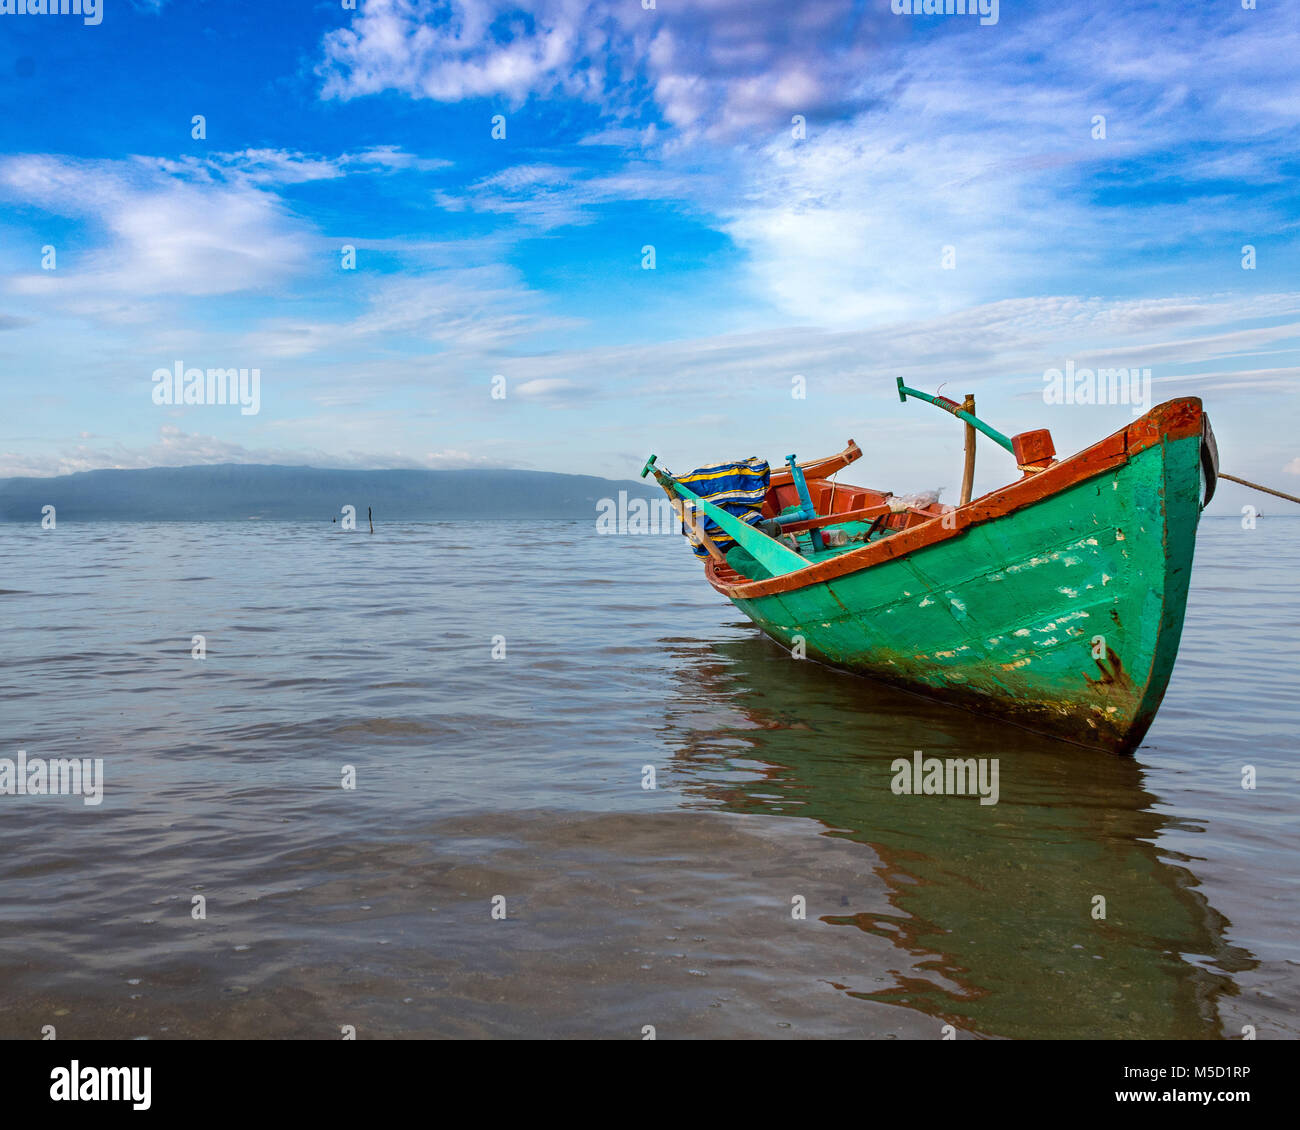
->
[643,384,1219,754]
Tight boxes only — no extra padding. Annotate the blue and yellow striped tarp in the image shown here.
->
[677,457,770,558]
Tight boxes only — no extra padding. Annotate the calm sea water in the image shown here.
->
[0,517,1296,1039]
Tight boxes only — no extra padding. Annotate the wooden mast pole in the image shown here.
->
[960,394,976,506]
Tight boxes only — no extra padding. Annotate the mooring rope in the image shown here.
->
[1219,473,1300,506]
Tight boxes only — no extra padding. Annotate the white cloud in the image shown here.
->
[315,2,1300,327]
[317,1,1300,147]
[0,154,313,301]
[0,146,452,312]
[318,0,888,137]
[319,0,606,105]
[0,423,504,478]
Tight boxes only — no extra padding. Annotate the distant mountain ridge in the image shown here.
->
[0,464,660,522]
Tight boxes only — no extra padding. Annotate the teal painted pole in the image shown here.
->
[782,454,817,522]
[641,458,808,577]
[896,378,1014,454]
[666,478,808,577]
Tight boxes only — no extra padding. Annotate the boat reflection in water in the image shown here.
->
[663,629,1255,1040]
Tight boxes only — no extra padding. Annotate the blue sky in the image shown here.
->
[1,0,1297,511]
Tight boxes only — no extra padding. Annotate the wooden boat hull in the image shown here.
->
[707,399,1211,754]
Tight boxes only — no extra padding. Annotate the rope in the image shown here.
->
[1219,473,1300,506]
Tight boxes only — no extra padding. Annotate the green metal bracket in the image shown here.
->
[896,378,1014,454]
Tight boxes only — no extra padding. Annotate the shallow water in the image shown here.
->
[0,517,1295,1039]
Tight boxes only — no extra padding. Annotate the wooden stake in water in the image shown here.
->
[368,506,374,534]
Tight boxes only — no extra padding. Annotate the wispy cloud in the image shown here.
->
[241,269,578,359]
[0,424,504,479]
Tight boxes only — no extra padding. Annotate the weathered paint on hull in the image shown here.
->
[727,429,1203,753]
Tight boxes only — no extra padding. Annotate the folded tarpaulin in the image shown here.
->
[676,457,770,558]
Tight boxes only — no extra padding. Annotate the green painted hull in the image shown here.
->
[728,430,1203,753]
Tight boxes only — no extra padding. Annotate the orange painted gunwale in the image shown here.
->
[769,439,862,487]
[705,397,1204,599]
